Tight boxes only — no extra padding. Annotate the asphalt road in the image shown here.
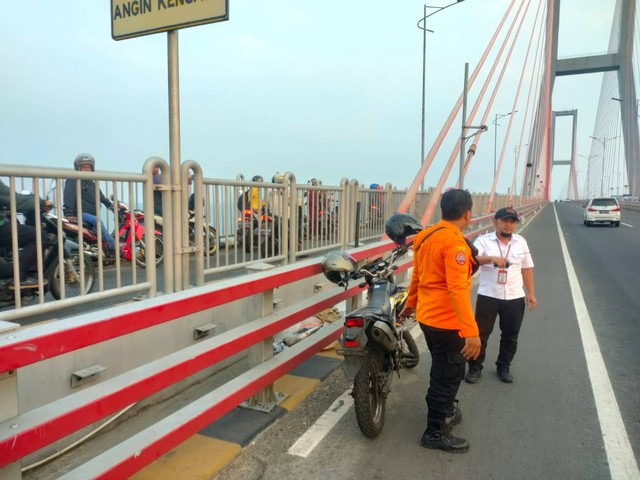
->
[212,203,640,480]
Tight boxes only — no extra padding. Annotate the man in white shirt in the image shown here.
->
[465,207,537,384]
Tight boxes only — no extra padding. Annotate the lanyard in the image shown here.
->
[496,239,512,260]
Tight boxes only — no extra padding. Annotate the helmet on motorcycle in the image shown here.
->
[385,213,423,245]
[272,172,285,184]
[74,153,95,171]
[252,175,264,182]
[321,251,357,284]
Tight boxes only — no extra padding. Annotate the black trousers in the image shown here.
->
[468,294,526,372]
[420,324,465,428]
[0,220,40,280]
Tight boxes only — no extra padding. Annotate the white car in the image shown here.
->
[583,197,621,227]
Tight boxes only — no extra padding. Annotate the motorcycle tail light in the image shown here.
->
[243,209,253,216]
[345,317,364,328]
[344,339,359,348]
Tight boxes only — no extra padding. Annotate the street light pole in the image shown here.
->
[493,111,517,177]
[579,153,599,198]
[460,62,469,189]
[417,1,466,191]
[589,135,619,196]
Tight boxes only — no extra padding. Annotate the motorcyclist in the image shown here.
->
[0,179,53,288]
[236,175,266,214]
[306,177,326,238]
[63,154,117,257]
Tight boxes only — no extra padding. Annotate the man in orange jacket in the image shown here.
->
[401,188,481,453]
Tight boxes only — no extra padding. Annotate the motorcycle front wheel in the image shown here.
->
[203,225,217,256]
[353,349,387,438]
[401,329,420,369]
[136,236,164,268]
[49,253,96,300]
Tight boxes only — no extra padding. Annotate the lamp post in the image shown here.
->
[589,135,619,196]
[417,0,466,191]
[578,153,599,198]
[493,111,517,177]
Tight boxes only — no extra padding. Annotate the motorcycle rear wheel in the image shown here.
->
[353,349,387,438]
[136,236,164,268]
[50,253,96,300]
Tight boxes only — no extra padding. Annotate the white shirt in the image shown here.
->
[474,231,534,300]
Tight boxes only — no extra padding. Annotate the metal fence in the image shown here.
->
[0,159,536,321]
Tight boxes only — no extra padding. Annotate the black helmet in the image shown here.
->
[385,213,423,245]
[74,153,95,171]
[252,175,264,182]
[321,251,356,284]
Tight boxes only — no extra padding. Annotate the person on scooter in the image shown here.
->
[236,175,266,214]
[0,179,53,288]
[63,154,117,257]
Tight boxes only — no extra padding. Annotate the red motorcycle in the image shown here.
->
[62,201,164,268]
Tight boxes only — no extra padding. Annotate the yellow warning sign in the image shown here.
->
[111,0,228,40]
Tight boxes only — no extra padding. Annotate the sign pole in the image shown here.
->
[168,30,184,291]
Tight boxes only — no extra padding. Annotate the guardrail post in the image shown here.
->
[242,263,285,412]
[0,321,21,480]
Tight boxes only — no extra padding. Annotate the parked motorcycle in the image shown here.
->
[236,208,279,257]
[321,238,420,438]
[61,201,164,268]
[0,211,95,307]
[148,193,217,256]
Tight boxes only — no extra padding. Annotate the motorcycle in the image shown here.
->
[148,193,218,256]
[236,207,280,258]
[322,244,420,438]
[0,211,96,307]
[61,201,164,268]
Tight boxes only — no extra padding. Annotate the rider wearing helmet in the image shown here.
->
[321,251,356,285]
[306,177,326,238]
[0,180,52,288]
[237,175,266,213]
[369,183,385,225]
[63,154,117,256]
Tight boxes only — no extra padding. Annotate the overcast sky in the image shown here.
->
[0,1,625,199]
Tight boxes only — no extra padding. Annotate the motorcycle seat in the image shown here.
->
[348,304,392,320]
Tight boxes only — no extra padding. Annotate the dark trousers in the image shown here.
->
[0,221,39,280]
[420,324,465,429]
[468,294,526,372]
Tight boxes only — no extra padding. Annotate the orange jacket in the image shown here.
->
[407,220,478,338]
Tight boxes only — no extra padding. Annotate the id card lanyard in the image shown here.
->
[496,239,511,285]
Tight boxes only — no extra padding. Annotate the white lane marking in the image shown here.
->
[621,222,634,228]
[554,206,640,480]
[287,389,354,458]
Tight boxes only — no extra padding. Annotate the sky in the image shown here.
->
[0,1,625,199]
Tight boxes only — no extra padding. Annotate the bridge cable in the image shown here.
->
[417,0,530,225]
[396,0,519,214]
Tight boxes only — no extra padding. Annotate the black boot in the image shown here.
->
[445,399,462,429]
[421,420,469,453]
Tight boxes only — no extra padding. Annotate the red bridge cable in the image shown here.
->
[508,0,542,207]
[418,0,529,225]
[510,5,544,206]
[514,1,547,206]
[396,0,518,214]
[486,0,542,213]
